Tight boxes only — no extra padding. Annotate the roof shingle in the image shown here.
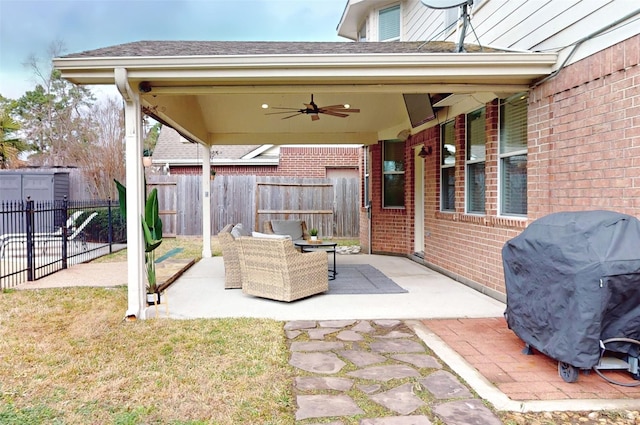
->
[152,127,261,162]
[63,40,501,59]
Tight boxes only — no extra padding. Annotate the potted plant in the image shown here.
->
[210,169,216,181]
[115,179,163,306]
[142,188,163,305]
[309,228,319,242]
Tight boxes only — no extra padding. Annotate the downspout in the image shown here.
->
[115,68,147,319]
[532,8,640,88]
[364,145,372,255]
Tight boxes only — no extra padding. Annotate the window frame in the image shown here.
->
[358,20,367,42]
[382,140,405,209]
[378,4,400,41]
[499,93,528,217]
[465,107,486,215]
[440,120,456,212]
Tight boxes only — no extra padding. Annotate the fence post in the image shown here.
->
[25,197,34,281]
[61,196,68,270]
[108,198,113,253]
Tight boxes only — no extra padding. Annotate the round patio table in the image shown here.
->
[294,240,337,280]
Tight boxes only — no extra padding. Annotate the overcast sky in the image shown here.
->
[0,0,347,100]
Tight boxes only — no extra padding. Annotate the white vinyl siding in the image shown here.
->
[444,6,458,35]
[403,0,635,66]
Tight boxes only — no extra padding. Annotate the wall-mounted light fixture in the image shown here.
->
[418,145,433,158]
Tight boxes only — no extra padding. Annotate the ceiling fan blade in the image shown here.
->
[265,110,305,115]
[311,114,320,121]
[269,106,303,111]
[323,108,360,113]
[282,113,303,120]
[319,104,348,109]
[320,110,349,118]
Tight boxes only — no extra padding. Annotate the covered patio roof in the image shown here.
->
[54,40,557,146]
[52,40,557,319]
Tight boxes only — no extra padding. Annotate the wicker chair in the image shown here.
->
[263,220,310,241]
[218,224,242,289]
[237,236,328,302]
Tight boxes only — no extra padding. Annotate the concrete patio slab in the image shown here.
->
[152,254,506,321]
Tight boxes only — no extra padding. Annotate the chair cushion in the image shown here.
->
[271,220,304,240]
[231,223,250,238]
[251,231,291,240]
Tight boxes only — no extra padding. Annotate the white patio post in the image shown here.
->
[201,144,212,258]
[115,68,147,319]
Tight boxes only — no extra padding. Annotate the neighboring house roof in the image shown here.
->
[152,127,278,166]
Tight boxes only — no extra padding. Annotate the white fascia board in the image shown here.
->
[157,158,279,166]
[241,144,274,159]
[149,83,531,95]
[53,52,558,85]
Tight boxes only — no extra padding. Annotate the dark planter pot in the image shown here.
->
[146,291,161,306]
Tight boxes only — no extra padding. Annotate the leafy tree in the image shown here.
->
[6,41,126,200]
[12,42,95,166]
[0,99,27,169]
[143,121,162,155]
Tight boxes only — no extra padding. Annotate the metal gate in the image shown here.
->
[0,198,125,289]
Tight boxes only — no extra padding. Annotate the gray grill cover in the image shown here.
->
[502,210,640,368]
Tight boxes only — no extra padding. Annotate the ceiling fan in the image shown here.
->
[266,94,360,121]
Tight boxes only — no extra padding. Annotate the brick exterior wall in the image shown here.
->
[365,34,639,296]
[528,34,640,218]
[170,146,361,177]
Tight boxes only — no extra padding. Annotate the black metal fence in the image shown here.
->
[0,198,126,289]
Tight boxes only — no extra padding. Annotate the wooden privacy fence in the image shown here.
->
[147,175,359,238]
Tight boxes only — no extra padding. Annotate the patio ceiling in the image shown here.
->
[54,41,558,147]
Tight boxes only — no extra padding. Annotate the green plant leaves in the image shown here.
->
[114,179,163,290]
[144,188,163,243]
[114,179,127,219]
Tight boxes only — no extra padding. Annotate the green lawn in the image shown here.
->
[0,286,294,425]
[0,236,360,425]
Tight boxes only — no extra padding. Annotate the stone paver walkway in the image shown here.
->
[286,319,503,424]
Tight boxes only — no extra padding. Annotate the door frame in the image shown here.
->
[413,147,425,254]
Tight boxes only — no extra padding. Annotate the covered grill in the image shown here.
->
[502,210,640,382]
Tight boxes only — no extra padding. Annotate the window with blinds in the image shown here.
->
[383,140,405,208]
[499,94,528,216]
[379,4,400,41]
[466,107,486,214]
[441,120,455,211]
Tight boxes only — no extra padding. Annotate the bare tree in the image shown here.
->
[77,97,126,199]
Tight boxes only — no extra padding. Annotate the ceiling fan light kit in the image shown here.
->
[266,94,360,121]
